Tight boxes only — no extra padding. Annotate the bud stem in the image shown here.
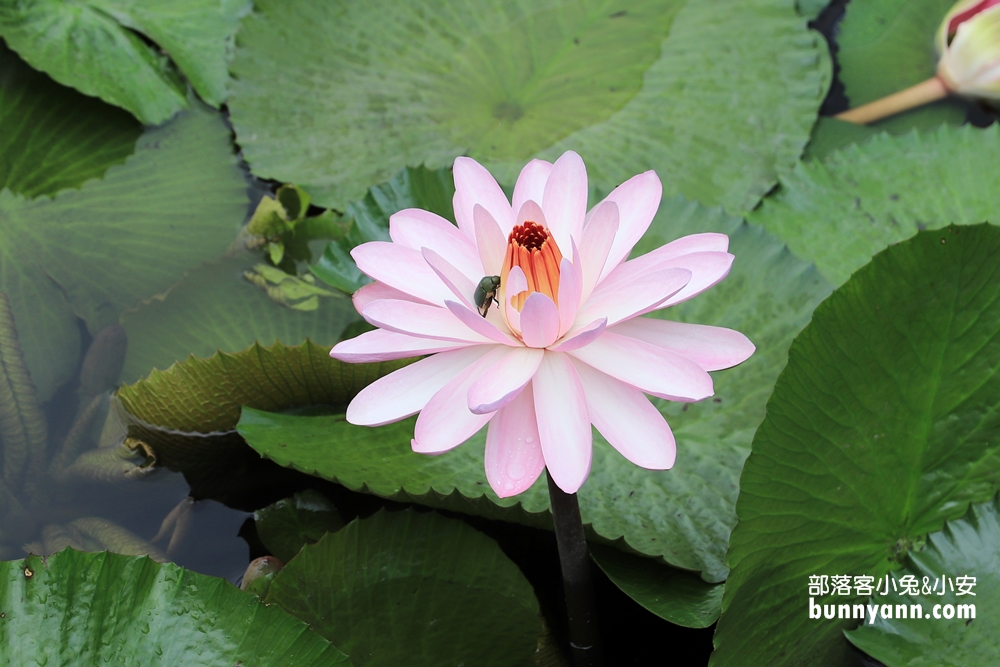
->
[547,471,604,667]
[835,76,950,125]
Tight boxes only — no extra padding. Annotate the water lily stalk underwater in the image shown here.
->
[837,0,1000,124]
[329,150,754,663]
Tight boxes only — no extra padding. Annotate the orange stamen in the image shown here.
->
[500,221,563,314]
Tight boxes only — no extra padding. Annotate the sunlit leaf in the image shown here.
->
[0,0,251,123]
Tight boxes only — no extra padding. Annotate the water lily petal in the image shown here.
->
[331,329,473,363]
[412,346,509,453]
[422,247,476,310]
[516,199,547,227]
[352,242,452,305]
[454,157,515,239]
[347,346,493,426]
[474,205,508,276]
[573,360,676,469]
[512,159,553,216]
[597,171,662,279]
[610,318,755,371]
[485,383,545,498]
[468,346,544,414]
[579,201,619,302]
[542,151,587,252]
[362,299,494,343]
[557,252,582,337]
[576,268,691,327]
[389,208,482,278]
[568,331,714,402]
[549,318,607,352]
[444,300,521,346]
[520,292,560,348]
[352,281,432,312]
[533,352,591,494]
[594,249,732,310]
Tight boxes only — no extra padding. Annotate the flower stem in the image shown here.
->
[547,471,603,667]
[834,76,950,125]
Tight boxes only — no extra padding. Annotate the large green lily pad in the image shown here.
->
[0,102,247,401]
[0,0,251,124]
[0,548,350,665]
[120,254,359,385]
[836,0,967,136]
[239,196,832,583]
[266,509,541,666]
[229,0,826,212]
[0,44,141,198]
[846,495,1000,666]
[711,224,1000,666]
[750,124,1000,287]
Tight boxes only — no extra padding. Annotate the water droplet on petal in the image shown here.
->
[525,436,535,444]
[504,481,515,491]
[507,462,526,480]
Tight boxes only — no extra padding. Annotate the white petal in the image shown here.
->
[347,346,493,426]
[573,360,676,469]
[362,300,493,343]
[331,329,473,363]
[485,384,546,498]
[389,208,482,279]
[454,157,515,238]
[512,159,553,216]
[533,352,591,494]
[568,332,713,402]
[412,346,510,453]
[468,346,544,414]
[610,318,755,371]
[542,151,588,253]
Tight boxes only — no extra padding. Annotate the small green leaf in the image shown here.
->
[712,224,1000,667]
[266,509,541,667]
[589,544,723,628]
[845,495,1000,666]
[0,44,141,198]
[0,549,350,665]
[0,0,251,123]
[255,490,346,562]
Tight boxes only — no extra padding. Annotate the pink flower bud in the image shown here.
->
[936,0,1000,99]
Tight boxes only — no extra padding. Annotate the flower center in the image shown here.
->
[500,220,563,312]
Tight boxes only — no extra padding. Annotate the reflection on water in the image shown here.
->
[0,299,251,582]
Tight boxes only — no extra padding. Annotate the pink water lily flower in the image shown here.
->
[330,152,754,498]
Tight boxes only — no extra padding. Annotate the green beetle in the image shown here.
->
[474,275,501,317]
